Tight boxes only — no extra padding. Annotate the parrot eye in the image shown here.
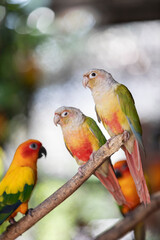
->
[29,143,38,150]
[89,72,97,78]
[61,111,69,117]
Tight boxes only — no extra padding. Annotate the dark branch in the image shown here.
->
[95,192,160,240]
[0,133,127,240]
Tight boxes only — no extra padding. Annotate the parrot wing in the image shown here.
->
[115,84,150,204]
[115,84,144,150]
[0,167,35,225]
[85,117,106,147]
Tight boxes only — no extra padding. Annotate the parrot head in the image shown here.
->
[82,69,113,91]
[12,139,47,168]
[54,106,85,128]
[114,160,130,179]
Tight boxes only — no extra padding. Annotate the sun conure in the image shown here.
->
[0,139,47,225]
[114,160,140,214]
[82,69,150,205]
[54,106,127,206]
[114,160,145,240]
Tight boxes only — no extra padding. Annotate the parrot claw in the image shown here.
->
[106,138,112,149]
[25,208,33,217]
[90,152,96,162]
[9,217,16,225]
[78,166,84,177]
[122,130,130,143]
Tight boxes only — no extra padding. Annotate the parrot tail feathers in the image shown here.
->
[123,140,150,206]
[95,164,127,206]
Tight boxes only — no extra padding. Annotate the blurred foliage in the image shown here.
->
[0,1,47,145]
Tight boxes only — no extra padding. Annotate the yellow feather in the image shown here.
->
[0,167,36,196]
[96,90,130,134]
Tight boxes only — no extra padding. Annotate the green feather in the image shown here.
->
[0,184,34,207]
[85,117,106,147]
[0,184,34,225]
[115,84,143,148]
[1,191,20,206]
[22,184,34,202]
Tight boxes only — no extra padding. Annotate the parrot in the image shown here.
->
[0,139,47,225]
[114,160,145,240]
[54,106,127,206]
[82,69,150,205]
[114,160,140,215]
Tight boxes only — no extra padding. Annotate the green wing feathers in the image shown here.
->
[115,84,143,148]
[0,167,35,225]
[85,117,106,147]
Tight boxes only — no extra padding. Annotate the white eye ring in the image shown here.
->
[61,111,69,117]
[89,72,97,78]
[29,143,38,150]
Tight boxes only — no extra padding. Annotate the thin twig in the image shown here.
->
[95,192,160,240]
[0,133,127,240]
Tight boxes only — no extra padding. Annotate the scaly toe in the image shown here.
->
[9,217,16,225]
[106,138,112,149]
[122,131,130,142]
[25,208,33,217]
[78,166,84,177]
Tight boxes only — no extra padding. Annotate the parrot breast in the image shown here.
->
[95,90,130,136]
[70,139,93,162]
[102,112,124,135]
[64,124,99,163]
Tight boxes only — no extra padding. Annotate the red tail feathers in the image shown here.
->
[95,164,127,206]
[123,140,150,205]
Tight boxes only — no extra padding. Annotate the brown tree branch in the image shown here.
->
[95,192,160,240]
[0,133,127,240]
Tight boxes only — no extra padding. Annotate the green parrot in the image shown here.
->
[54,106,127,206]
[82,69,150,205]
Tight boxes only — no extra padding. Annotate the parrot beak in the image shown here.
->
[38,146,47,158]
[82,76,89,88]
[54,114,60,126]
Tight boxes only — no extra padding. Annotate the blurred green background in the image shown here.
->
[0,0,160,239]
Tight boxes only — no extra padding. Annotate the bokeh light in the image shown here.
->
[27,7,55,33]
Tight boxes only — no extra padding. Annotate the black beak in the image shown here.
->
[38,146,47,158]
[114,169,122,179]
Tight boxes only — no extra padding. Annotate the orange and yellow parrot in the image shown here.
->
[114,160,140,215]
[114,160,145,240]
[54,106,127,206]
[82,69,150,205]
[0,139,47,225]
